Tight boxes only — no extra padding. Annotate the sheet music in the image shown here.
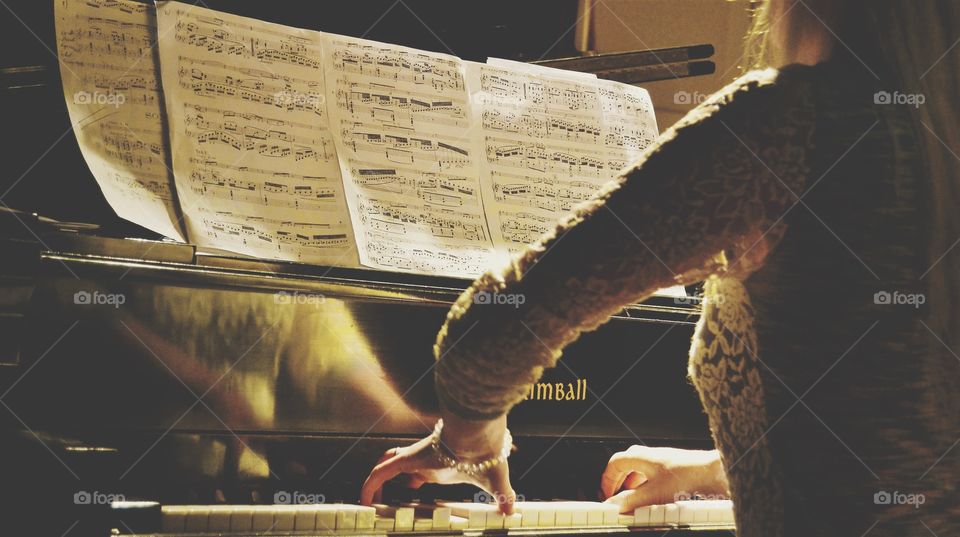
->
[468,61,659,254]
[156,2,358,266]
[322,34,495,277]
[54,0,184,241]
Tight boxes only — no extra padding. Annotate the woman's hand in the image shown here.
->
[360,412,517,514]
[600,446,729,513]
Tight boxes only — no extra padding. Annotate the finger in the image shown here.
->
[600,451,659,499]
[487,466,517,515]
[360,455,408,506]
[600,467,627,500]
[603,484,675,513]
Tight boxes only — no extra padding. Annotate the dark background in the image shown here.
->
[0,0,580,238]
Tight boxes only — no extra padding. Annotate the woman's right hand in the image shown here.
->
[600,446,729,513]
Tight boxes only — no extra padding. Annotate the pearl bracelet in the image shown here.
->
[430,418,512,476]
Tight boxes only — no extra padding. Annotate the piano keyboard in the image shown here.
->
[150,500,734,533]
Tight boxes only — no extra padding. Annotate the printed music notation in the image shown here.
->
[325,34,495,277]
[57,1,661,277]
[55,0,185,241]
[158,2,358,266]
[470,63,658,253]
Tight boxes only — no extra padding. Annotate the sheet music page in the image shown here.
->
[467,61,659,255]
[54,0,184,241]
[322,34,495,278]
[155,2,359,267]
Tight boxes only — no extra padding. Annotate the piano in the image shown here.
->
[0,1,742,535]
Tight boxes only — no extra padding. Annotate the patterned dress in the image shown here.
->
[433,54,960,536]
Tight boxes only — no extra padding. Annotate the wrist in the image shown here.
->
[438,411,508,459]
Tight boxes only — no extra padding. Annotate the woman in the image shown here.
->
[361,1,960,535]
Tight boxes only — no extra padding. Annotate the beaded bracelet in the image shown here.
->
[430,418,512,476]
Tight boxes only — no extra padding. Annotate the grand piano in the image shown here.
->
[0,1,744,535]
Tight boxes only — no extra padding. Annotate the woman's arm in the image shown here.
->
[434,66,816,420]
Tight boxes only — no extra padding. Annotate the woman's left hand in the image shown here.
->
[360,412,517,514]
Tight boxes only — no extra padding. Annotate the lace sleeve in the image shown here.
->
[434,66,816,420]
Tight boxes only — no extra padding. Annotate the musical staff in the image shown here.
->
[470,63,658,253]
[325,34,494,277]
[55,0,184,241]
[158,2,357,266]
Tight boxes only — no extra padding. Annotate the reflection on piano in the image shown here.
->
[0,217,721,536]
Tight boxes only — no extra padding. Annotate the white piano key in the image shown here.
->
[431,506,451,530]
[504,512,522,528]
[706,500,734,525]
[520,507,540,527]
[601,504,619,525]
[229,507,254,531]
[413,519,433,531]
[374,505,414,531]
[450,515,469,530]
[648,504,666,526]
[375,518,395,530]
[183,506,209,532]
[404,503,450,530]
[272,505,296,532]
[316,506,337,531]
[251,506,275,531]
[555,508,573,527]
[207,506,232,532]
[160,506,187,533]
[336,506,357,530]
[585,504,604,526]
[438,502,498,528]
[570,503,589,526]
[293,506,319,531]
[356,506,376,529]
[633,506,651,526]
[618,515,635,526]
[663,503,680,525]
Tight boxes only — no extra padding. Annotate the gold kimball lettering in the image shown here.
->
[524,378,587,401]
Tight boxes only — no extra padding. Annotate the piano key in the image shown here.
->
[633,506,651,526]
[160,506,187,533]
[706,500,735,524]
[207,506,232,532]
[438,502,499,528]
[375,518,395,530]
[413,519,433,531]
[648,504,666,526]
[450,515,469,530]
[250,506,275,531]
[555,507,573,527]
[272,505,296,532]
[570,503,589,526]
[663,503,680,525]
[294,506,321,531]
[356,505,376,529]
[316,506,337,531]
[229,507,254,531]
[403,503,449,530]
[602,504,619,525]
[618,514,635,525]
[374,504,415,531]
[183,506,209,532]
